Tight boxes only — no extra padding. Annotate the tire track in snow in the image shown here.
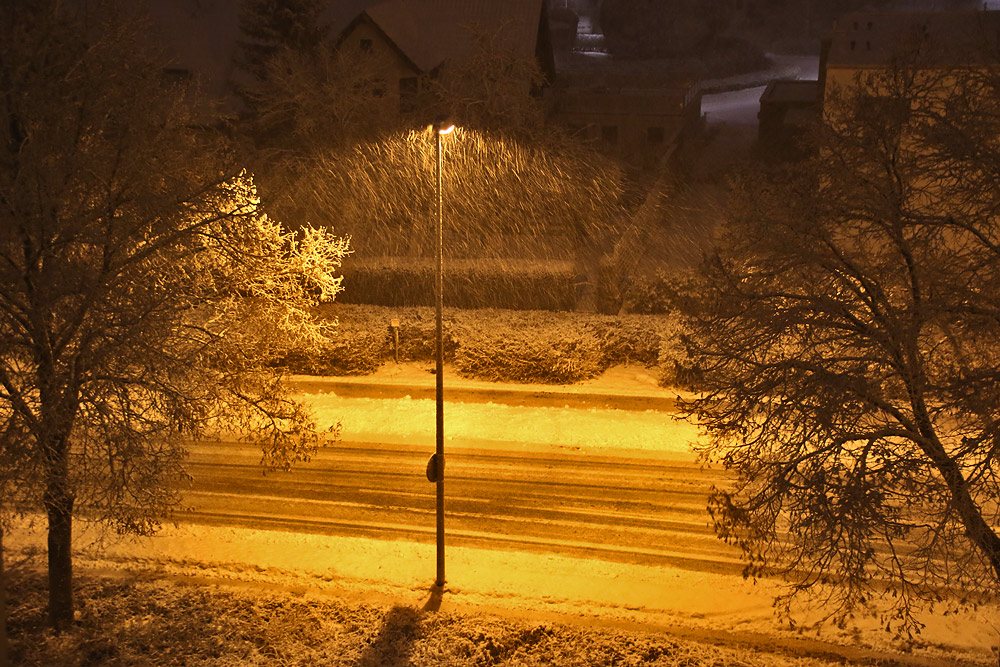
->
[179,440,742,573]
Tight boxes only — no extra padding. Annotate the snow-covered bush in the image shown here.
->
[587,314,674,367]
[453,310,604,383]
[290,305,689,384]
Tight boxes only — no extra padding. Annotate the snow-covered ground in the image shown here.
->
[8,364,1000,664]
[16,516,999,665]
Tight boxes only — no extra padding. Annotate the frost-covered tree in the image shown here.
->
[676,54,1000,634]
[0,1,348,629]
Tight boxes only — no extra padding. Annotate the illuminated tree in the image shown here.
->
[0,1,347,629]
[676,56,1000,633]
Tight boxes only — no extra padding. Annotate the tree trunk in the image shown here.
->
[43,476,74,631]
[916,407,1000,582]
[935,451,1000,582]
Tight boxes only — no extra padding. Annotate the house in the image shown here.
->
[140,0,553,117]
[551,74,701,169]
[820,9,1000,104]
[755,9,1000,159]
[334,0,554,117]
[757,79,820,159]
[338,0,702,167]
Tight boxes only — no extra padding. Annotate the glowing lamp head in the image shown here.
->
[433,116,455,135]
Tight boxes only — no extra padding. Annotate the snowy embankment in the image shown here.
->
[295,362,702,459]
[304,394,701,460]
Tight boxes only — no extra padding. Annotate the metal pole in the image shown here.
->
[434,127,446,589]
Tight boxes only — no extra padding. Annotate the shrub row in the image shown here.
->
[283,304,688,386]
[336,258,579,312]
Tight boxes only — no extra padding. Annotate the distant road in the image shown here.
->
[701,53,820,126]
[178,440,742,575]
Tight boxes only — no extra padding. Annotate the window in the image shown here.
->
[399,77,418,112]
[360,38,373,52]
[601,124,618,144]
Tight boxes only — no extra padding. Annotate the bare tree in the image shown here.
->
[0,1,348,629]
[235,0,328,89]
[675,56,1000,634]
[239,40,410,227]
[425,26,548,135]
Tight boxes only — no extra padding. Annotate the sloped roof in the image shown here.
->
[359,0,546,72]
[826,10,1000,68]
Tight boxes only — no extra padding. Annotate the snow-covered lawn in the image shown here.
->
[10,517,998,665]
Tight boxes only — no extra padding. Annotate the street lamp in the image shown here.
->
[429,117,454,589]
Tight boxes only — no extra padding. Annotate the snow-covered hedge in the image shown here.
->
[452,310,604,384]
[285,304,686,386]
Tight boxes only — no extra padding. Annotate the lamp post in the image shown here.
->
[432,117,454,589]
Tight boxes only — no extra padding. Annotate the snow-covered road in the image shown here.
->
[701,54,820,127]
[179,439,736,572]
